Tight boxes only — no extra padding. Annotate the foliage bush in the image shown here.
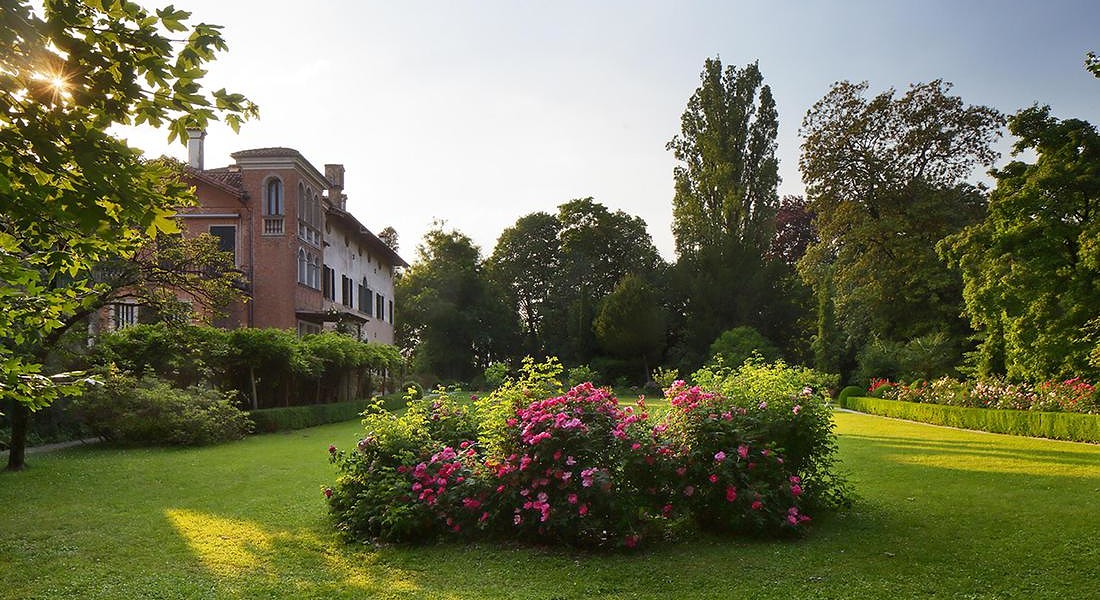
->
[707,326,781,368]
[73,372,251,446]
[402,381,424,400]
[651,366,679,391]
[689,359,845,510]
[836,385,864,407]
[326,358,846,549]
[853,333,961,388]
[483,362,509,391]
[566,364,600,387]
[91,323,231,387]
[93,324,402,409]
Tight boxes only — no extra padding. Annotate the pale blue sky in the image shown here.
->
[121,1,1100,260]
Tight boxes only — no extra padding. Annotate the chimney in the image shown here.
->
[325,164,345,210]
[186,128,206,170]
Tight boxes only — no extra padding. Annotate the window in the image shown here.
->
[375,293,384,320]
[297,249,307,285]
[388,299,394,324]
[265,178,283,215]
[341,275,353,307]
[297,184,321,246]
[209,225,236,263]
[297,320,322,336]
[113,303,138,329]
[322,266,335,300]
[308,254,320,289]
[359,280,373,314]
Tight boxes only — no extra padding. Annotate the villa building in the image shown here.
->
[99,130,406,343]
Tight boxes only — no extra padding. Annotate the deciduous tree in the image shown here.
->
[396,226,518,383]
[486,212,561,355]
[798,80,1003,377]
[1,0,256,470]
[941,106,1100,380]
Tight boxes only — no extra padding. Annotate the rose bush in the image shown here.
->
[327,359,847,549]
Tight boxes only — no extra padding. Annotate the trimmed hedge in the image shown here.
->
[842,396,1100,443]
[250,394,409,433]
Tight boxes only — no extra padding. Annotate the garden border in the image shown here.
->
[838,395,1100,443]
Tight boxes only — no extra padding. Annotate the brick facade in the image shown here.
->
[97,139,406,344]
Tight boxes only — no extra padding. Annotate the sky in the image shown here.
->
[119,0,1100,262]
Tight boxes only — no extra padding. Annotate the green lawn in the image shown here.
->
[2,411,1099,599]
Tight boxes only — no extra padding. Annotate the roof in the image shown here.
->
[327,206,409,268]
[230,147,306,160]
[201,167,243,190]
[184,166,245,199]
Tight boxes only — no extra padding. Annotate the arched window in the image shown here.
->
[297,182,305,218]
[313,193,320,225]
[307,253,320,289]
[265,178,283,215]
[297,248,307,285]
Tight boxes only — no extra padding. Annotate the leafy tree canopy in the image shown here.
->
[798,80,1003,370]
[668,58,779,257]
[397,225,518,383]
[941,106,1100,380]
[593,274,666,377]
[0,0,256,409]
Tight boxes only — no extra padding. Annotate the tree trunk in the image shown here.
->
[6,403,29,471]
[249,366,258,410]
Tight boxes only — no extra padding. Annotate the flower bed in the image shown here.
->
[868,377,1099,415]
[325,359,845,550]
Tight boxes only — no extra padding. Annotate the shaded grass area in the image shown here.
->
[2,412,1099,599]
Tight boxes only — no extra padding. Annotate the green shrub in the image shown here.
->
[566,364,599,387]
[843,395,1100,443]
[402,381,424,399]
[836,385,864,407]
[326,390,480,543]
[73,373,251,446]
[250,399,374,433]
[651,366,679,391]
[483,362,509,391]
[91,323,230,387]
[708,326,781,368]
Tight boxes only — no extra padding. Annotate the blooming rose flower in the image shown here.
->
[709,474,719,484]
[323,487,333,498]
[725,486,737,502]
[714,450,726,462]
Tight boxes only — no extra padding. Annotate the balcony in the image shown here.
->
[262,217,284,235]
